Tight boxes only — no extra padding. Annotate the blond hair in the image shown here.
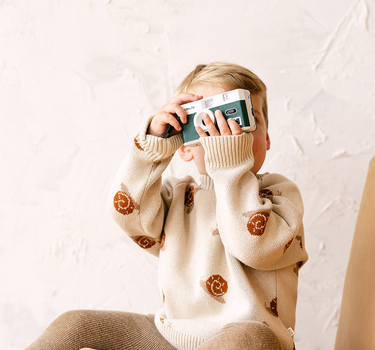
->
[174,62,268,127]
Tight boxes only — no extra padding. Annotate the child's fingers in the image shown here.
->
[228,118,243,135]
[196,126,207,138]
[164,104,188,124]
[158,93,202,126]
[202,114,220,136]
[150,94,202,137]
[197,111,243,137]
[214,110,232,136]
[162,111,182,131]
[170,93,203,107]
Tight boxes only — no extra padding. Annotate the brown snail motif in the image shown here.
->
[132,236,156,249]
[206,275,228,297]
[184,185,201,214]
[243,210,271,236]
[114,183,139,215]
[200,275,228,304]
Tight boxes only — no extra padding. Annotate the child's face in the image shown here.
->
[184,85,270,175]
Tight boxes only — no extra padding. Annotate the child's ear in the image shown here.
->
[178,145,194,162]
[266,132,271,150]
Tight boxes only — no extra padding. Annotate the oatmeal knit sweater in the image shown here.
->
[108,116,308,350]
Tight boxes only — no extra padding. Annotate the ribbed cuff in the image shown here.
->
[200,133,254,168]
[136,116,183,162]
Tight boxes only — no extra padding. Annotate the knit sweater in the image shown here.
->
[108,116,308,350]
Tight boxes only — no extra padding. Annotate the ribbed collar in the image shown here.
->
[199,175,214,190]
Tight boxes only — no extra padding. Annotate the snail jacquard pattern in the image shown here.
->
[243,210,271,236]
[199,275,228,304]
[114,183,140,215]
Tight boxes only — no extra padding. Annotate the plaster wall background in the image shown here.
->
[1,0,375,349]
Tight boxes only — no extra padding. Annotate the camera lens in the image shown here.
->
[194,109,215,132]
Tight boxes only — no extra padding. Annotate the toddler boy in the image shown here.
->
[26,62,308,350]
[109,62,308,350]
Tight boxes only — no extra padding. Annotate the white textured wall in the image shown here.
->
[1,1,375,349]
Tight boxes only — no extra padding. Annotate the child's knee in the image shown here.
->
[199,321,284,350]
[227,321,284,349]
[50,310,94,331]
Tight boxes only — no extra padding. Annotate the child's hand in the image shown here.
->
[196,110,243,137]
[148,93,203,138]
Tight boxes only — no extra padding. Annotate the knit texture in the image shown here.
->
[25,310,177,350]
[25,310,285,350]
[197,321,284,350]
[108,117,308,350]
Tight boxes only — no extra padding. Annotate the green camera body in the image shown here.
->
[180,89,257,146]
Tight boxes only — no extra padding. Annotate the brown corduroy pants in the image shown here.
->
[25,310,284,350]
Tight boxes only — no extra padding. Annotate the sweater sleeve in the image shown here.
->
[107,116,183,257]
[200,132,308,270]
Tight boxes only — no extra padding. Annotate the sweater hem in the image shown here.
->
[155,314,206,350]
